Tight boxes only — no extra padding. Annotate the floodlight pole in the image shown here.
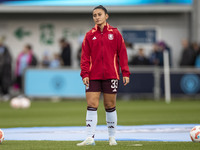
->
[163,50,171,104]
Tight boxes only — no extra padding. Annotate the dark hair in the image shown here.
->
[59,38,66,43]
[26,44,32,50]
[93,5,108,14]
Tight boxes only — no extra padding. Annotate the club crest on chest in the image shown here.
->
[108,34,114,40]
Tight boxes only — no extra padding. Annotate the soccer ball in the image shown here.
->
[190,126,200,142]
[10,97,21,109]
[0,129,4,143]
[20,97,31,109]
[10,96,31,109]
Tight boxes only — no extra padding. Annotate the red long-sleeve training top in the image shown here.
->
[80,23,130,80]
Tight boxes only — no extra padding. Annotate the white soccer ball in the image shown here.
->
[10,97,31,109]
[190,126,200,142]
[10,97,21,109]
[0,129,4,143]
[20,97,31,109]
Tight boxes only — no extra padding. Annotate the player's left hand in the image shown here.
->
[123,77,130,86]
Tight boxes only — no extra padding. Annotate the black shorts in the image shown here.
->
[86,79,119,94]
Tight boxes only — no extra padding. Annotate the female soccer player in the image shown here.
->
[77,5,130,146]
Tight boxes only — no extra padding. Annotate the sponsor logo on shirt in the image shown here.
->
[92,36,97,40]
[108,34,114,40]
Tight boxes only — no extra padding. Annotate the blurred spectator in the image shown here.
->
[14,44,37,90]
[130,48,150,65]
[125,42,135,65]
[158,41,172,66]
[179,39,196,67]
[50,53,61,68]
[149,43,163,66]
[0,37,12,100]
[41,51,50,67]
[59,38,71,66]
[191,42,200,59]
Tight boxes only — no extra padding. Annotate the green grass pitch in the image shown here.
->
[1,141,200,150]
[0,100,200,150]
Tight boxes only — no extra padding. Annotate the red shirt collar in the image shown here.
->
[93,23,112,33]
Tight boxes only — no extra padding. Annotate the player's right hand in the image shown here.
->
[123,77,130,86]
[83,77,89,87]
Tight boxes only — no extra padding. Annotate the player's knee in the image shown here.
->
[104,102,115,109]
[87,101,99,108]
[88,104,98,109]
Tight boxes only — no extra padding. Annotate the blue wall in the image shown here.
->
[24,69,200,98]
[24,69,85,97]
